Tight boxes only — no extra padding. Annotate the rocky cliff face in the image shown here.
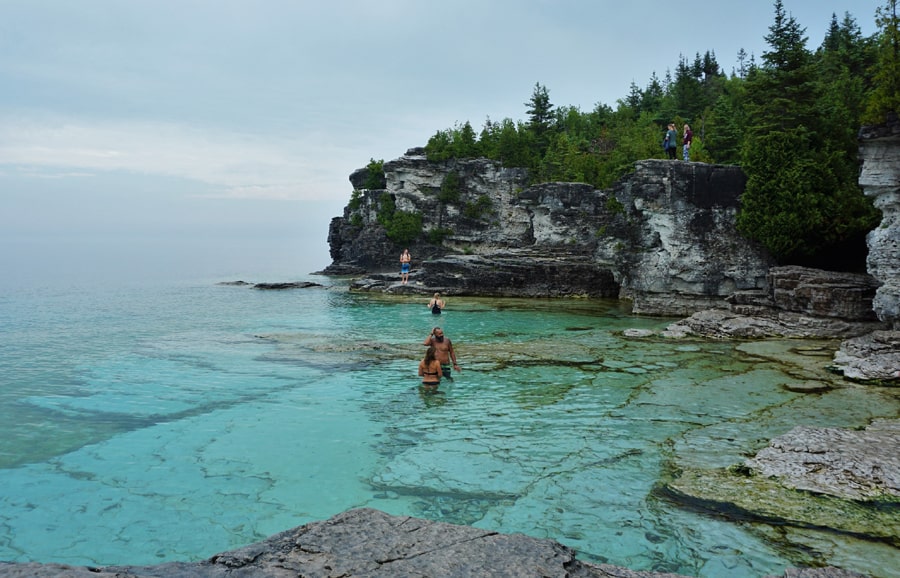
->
[325,150,774,314]
[859,115,900,329]
[610,160,774,315]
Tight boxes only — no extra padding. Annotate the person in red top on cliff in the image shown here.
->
[683,124,693,161]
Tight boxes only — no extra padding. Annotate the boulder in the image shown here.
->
[830,330,900,384]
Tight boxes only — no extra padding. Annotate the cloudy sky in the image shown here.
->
[0,0,884,285]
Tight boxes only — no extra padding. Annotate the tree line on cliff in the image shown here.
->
[363,0,898,272]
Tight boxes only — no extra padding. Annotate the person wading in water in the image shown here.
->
[423,327,460,380]
[418,345,443,390]
[427,293,445,315]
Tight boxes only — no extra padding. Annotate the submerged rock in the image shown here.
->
[252,281,323,290]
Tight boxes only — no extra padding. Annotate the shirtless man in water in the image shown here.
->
[423,327,460,380]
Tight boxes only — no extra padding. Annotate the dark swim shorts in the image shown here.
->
[401,263,410,273]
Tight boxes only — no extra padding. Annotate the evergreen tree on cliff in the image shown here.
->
[525,82,555,160]
[864,0,900,122]
[737,0,878,269]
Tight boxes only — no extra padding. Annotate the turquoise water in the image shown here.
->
[0,277,897,577]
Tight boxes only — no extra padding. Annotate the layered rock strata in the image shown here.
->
[665,266,886,340]
[745,420,900,502]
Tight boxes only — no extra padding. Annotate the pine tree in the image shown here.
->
[525,82,555,157]
[864,0,900,122]
[739,0,878,268]
[738,1,825,262]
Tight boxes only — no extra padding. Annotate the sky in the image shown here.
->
[0,0,885,286]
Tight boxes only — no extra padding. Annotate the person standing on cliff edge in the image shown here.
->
[399,248,411,284]
[664,123,678,160]
[682,124,693,161]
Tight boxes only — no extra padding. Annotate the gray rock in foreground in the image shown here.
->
[0,509,868,578]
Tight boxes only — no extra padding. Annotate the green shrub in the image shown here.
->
[463,195,494,220]
[428,227,454,244]
[439,171,462,204]
[364,159,385,189]
[348,189,363,211]
[385,211,423,245]
[376,193,422,245]
[604,196,625,215]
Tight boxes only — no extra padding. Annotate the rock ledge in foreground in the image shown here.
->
[0,509,868,578]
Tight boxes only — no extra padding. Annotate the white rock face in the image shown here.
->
[859,119,900,329]
[613,160,774,315]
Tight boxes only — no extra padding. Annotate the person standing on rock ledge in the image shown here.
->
[399,248,411,284]
[428,292,445,314]
[664,123,678,159]
[423,327,460,380]
[682,123,693,161]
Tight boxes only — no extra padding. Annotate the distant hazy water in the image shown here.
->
[0,277,896,578]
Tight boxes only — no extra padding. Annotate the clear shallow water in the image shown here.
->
[0,278,897,577]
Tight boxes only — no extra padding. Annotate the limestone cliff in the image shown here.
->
[859,114,900,329]
[325,150,774,315]
[825,115,900,383]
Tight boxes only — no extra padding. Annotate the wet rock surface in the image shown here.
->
[349,249,619,298]
[252,281,323,290]
[745,420,900,502]
[664,266,885,339]
[658,266,898,384]
[0,509,870,578]
[664,419,900,552]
